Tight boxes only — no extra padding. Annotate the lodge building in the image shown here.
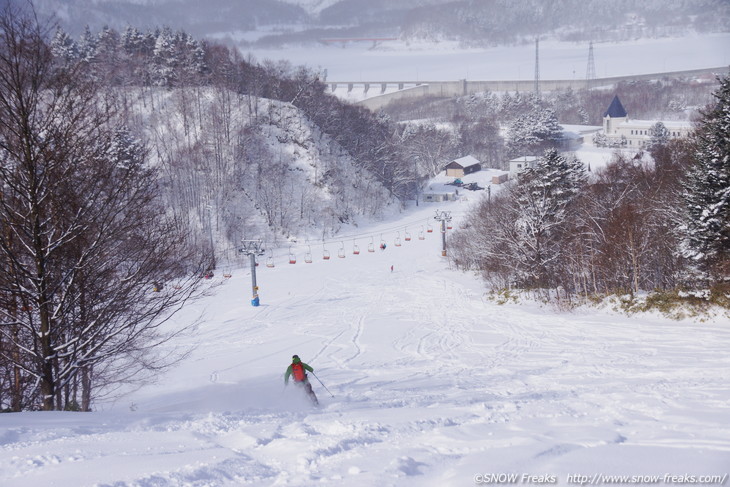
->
[602,95,691,148]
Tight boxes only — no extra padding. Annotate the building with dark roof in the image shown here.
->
[444,155,481,177]
[603,95,628,118]
[601,95,691,148]
[603,95,628,135]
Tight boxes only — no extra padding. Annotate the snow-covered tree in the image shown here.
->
[454,148,587,290]
[399,121,458,178]
[152,27,177,86]
[505,106,563,157]
[592,131,608,147]
[50,27,77,63]
[647,121,670,151]
[0,8,208,411]
[121,26,145,55]
[509,148,586,287]
[77,25,97,62]
[680,74,730,284]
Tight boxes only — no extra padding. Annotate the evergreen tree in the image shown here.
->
[506,107,563,157]
[680,74,730,284]
[509,148,586,287]
[50,27,77,63]
[77,25,97,62]
[152,27,177,86]
[121,26,145,55]
[647,121,670,152]
[592,131,608,147]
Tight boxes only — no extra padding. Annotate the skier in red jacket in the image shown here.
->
[284,355,319,405]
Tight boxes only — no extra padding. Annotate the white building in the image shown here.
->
[421,191,458,203]
[508,155,538,179]
[602,95,692,148]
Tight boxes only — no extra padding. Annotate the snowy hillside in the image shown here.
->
[278,0,340,16]
[126,87,396,261]
[1,183,728,486]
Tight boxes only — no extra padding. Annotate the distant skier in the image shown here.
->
[284,355,319,406]
[390,265,394,272]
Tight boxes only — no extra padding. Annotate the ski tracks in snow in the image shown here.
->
[6,208,730,486]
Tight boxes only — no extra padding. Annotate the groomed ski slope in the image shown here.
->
[1,188,729,486]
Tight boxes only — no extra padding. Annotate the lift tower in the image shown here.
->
[239,240,265,306]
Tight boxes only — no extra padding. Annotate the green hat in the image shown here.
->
[292,355,301,363]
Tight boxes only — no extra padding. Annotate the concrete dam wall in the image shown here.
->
[328,66,726,111]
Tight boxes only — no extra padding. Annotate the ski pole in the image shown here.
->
[311,371,334,397]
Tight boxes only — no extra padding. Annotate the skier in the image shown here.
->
[284,355,319,406]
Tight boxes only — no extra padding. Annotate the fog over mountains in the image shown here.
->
[18,0,730,49]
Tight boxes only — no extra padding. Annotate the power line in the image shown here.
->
[265,211,467,252]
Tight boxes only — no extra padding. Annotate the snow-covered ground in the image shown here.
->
[246,33,730,83]
[1,162,729,486]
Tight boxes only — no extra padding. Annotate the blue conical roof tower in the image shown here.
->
[603,95,627,118]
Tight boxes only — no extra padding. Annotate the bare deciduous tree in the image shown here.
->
[0,5,208,411]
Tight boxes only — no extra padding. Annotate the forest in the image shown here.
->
[31,0,730,49]
[448,85,729,310]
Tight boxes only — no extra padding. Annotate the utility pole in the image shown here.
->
[206,204,215,257]
[434,210,452,257]
[414,156,420,207]
[239,239,265,306]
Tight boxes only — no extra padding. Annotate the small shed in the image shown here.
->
[491,173,509,185]
[444,155,481,178]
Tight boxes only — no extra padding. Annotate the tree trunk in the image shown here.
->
[81,366,92,412]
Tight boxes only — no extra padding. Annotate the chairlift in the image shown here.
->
[394,231,402,247]
[404,228,412,241]
[368,237,375,253]
[323,244,331,260]
[266,251,275,268]
[223,269,232,278]
[289,246,296,264]
[353,242,360,255]
[305,245,313,263]
[427,222,434,233]
[418,226,425,240]
[338,241,346,258]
